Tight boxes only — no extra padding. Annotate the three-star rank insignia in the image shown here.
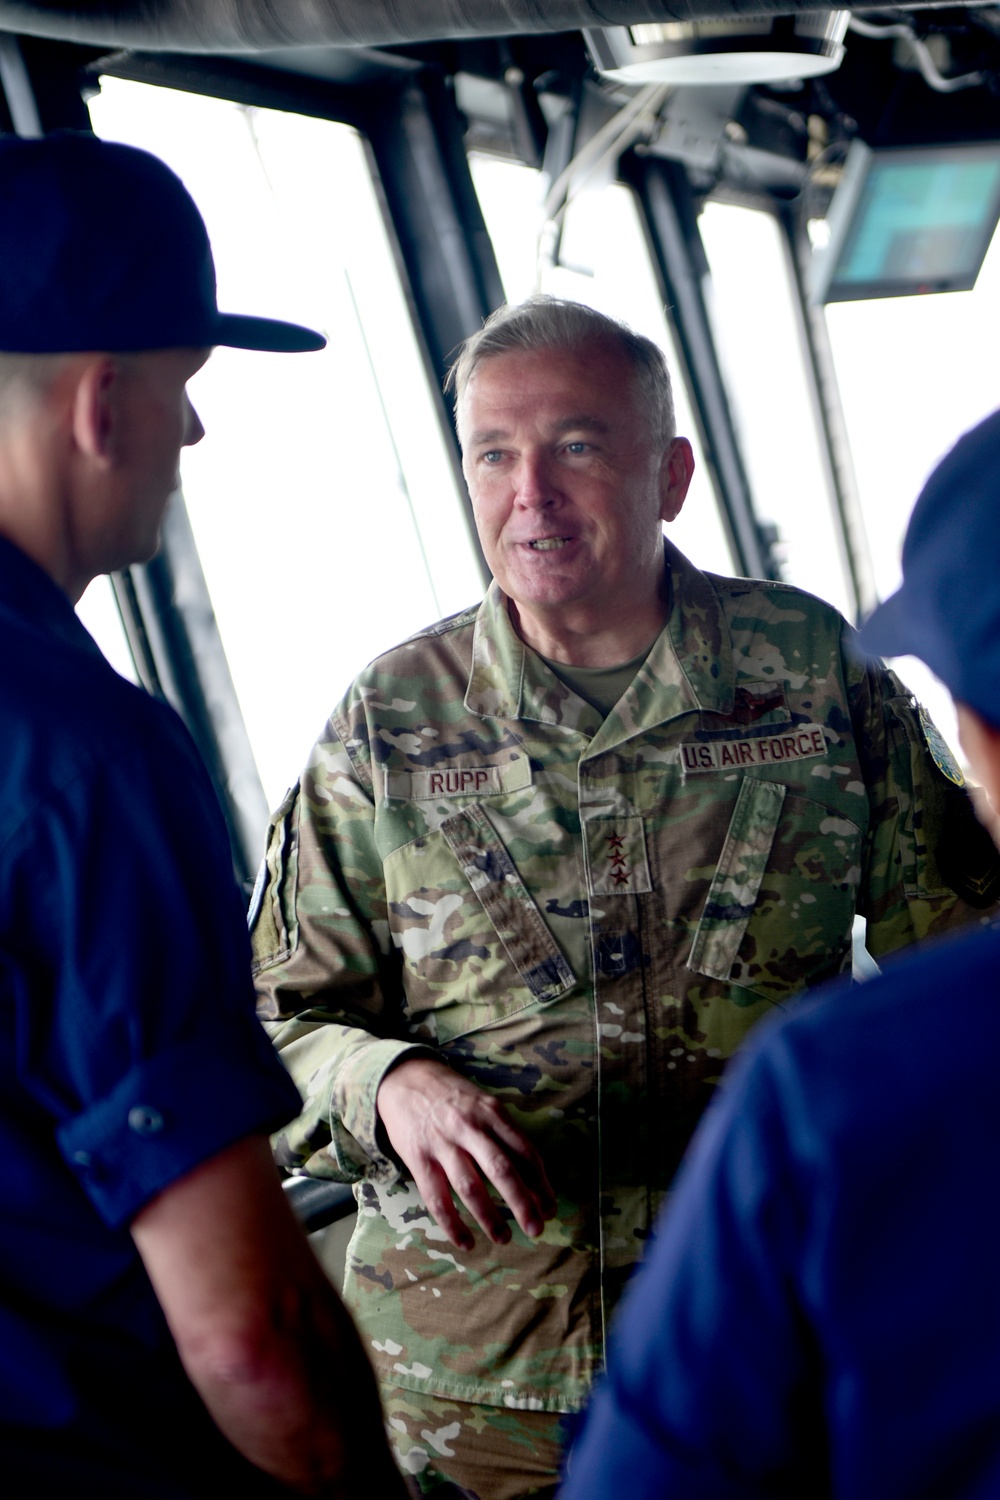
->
[583,817,653,896]
[607,833,630,888]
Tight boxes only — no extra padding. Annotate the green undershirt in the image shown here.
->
[539,643,654,719]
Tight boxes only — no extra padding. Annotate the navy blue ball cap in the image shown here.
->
[859,408,1000,726]
[0,131,325,354]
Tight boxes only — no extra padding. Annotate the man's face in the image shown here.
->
[90,346,208,574]
[459,343,691,632]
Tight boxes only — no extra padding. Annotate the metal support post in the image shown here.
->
[360,71,506,587]
[110,494,271,892]
[778,205,878,624]
[0,33,41,134]
[625,153,779,582]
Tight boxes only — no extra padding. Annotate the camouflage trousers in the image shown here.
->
[383,1386,577,1500]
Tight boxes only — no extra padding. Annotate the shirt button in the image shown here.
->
[128,1105,165,1136]
[71,1148,106,1180]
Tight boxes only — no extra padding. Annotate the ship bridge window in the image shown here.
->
[699,202,853,617]
[823,210,1000,756]
[88,77,482,809]
[76,576,137,684]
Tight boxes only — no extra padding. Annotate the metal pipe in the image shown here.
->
[626,152,778,581]
[0,1,976,53]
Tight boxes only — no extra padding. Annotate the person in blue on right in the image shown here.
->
[558,408,1000,1500]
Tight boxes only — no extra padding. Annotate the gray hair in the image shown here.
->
[446,295,676,448]
[0,352,75,430]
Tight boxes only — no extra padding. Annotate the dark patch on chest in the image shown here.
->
[438,938,490,962]
[545,898,589,919]
[374,726,521,768]
[471,849,507,883]
[450,1043,544,1096]
[355,1263,393,1289]
[732,684,786,722]
[533,1038,569,1067]
[595,931,650,977]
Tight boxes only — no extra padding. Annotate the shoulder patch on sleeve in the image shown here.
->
[918,704,965,787]
[249,782,300,972]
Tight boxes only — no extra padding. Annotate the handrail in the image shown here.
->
[282,1175,357,1233]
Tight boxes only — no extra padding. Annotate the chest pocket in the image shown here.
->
[687,774,861,1002]
[383,802,575,1044]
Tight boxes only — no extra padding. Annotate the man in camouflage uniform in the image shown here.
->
[251,298,1000,1500]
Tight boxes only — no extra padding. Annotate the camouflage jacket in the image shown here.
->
[251,540,999,1413]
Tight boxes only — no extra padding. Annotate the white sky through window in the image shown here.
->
[87,78,482,809]
[78,77,1000,782]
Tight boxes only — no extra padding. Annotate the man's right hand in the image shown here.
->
[376,1057,557,1252]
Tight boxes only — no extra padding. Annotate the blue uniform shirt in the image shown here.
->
[0,538,302,1495]
[561,918,1000,1500]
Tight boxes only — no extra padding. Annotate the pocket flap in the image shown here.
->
[687,777,786,983]
[439,804,575,1003]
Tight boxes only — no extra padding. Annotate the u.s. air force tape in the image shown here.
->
[680,724,827,774]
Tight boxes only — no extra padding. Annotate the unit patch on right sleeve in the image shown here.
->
[918,704,965,787]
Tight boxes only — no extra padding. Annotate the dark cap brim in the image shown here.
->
[214,311,326,353]
[857,586,913,661]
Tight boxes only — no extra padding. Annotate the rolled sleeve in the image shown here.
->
[58,1013,303,1228]
[266,1013,436,1181]
[334,1036,438,1180]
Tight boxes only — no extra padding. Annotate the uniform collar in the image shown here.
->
[0,534,106,661]
[654,537,734,715]
[464,539,734,729]
[464,582,597,729]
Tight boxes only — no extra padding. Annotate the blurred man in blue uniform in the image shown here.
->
[560,409,1000,1500]
[0,133,404,1499]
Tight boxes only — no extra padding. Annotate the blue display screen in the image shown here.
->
[822,146,1000,301]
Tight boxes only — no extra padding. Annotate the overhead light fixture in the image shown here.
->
[585,13,849,87]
